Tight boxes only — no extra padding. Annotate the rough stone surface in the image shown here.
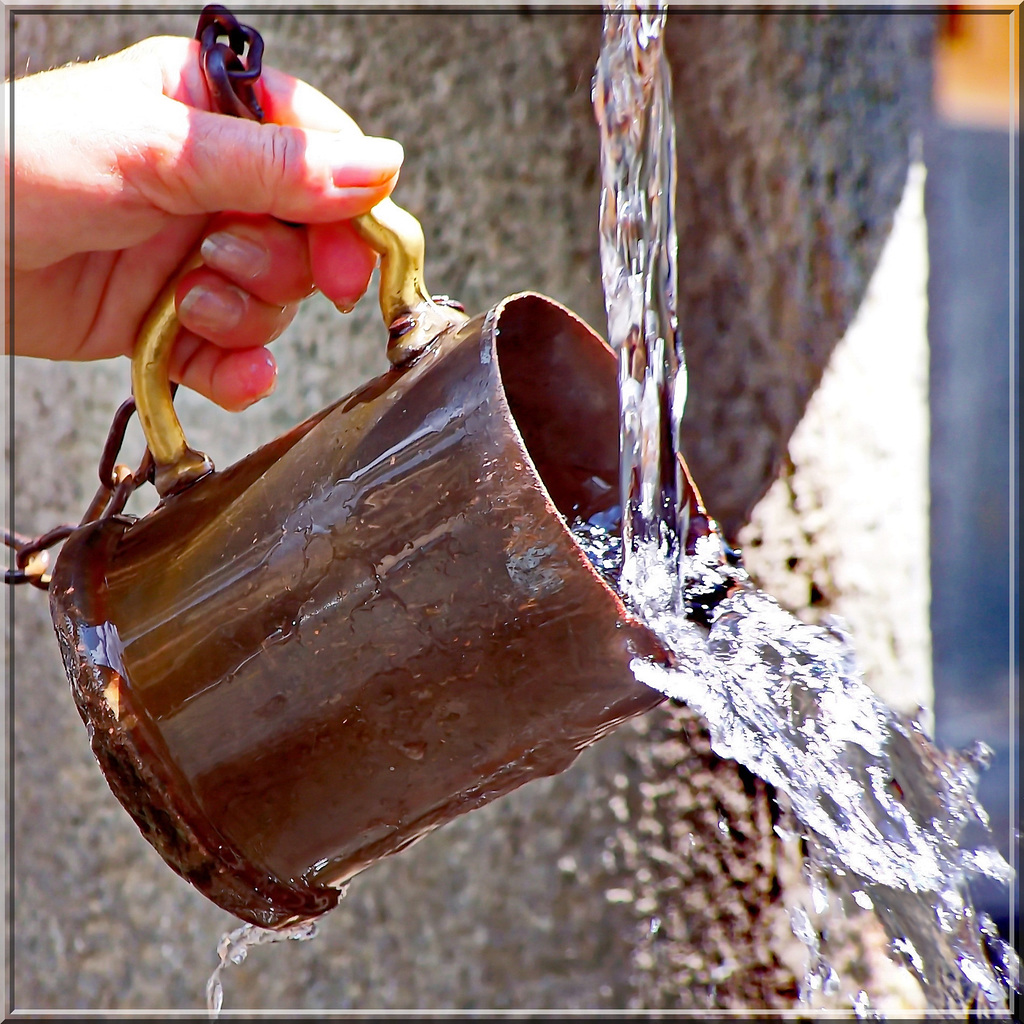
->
[739,163,933,719]
[660,12,935,538]
[6,9,934,1013]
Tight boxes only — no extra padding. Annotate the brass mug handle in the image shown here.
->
[132,198,469,498]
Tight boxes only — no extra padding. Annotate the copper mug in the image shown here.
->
[49,198,680,929]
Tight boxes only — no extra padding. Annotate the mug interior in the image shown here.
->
[492,294,620,525]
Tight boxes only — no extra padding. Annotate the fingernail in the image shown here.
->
[327,136,404,188]
[201,231,271,281]
[179,283,247,333]
[241,362,278,409]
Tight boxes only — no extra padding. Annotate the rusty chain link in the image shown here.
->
[196,5,265,122]
[3,388,168,589]
[5,527,78,589]
[5,6,264,591]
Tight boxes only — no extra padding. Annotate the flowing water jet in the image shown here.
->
[593,0,688,598]
[587,1,1018,1013]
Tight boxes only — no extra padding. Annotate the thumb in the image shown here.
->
[146,104,405,223]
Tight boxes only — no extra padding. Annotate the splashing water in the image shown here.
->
[205,918,321,1017]
[575,518,1018,1010]
[590,2,1017,1013]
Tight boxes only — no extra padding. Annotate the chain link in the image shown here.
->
[3,387,169,588]
[196,5,266,122]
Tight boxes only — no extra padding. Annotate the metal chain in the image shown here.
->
[5,527,77,589]
[196,5,266,122]
[5,5,255,592]
[3,388,169,589]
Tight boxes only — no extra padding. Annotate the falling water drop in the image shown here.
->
[205,918,322,1018]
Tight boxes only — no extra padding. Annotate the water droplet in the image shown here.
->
[789,906,817,948]
[396,740,426,761]
[204,918,324,1015]
[823,965,840,996]
[851,890,873,910]
[852,989,877,1019]
[891,936,923,975]
[205,974,223,1017]
[809,871,830,916]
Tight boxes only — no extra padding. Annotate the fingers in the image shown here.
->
[196,214,315,305]
[171,212,383,410]
[103,36,405,223]
[179,213,380,325]
[308,220,379,310]
[96,36,399,411]
[153,34,405,221]
[140,101,403,223]
[169,333,278,412]
[176,213,307,348]
[176,265,300,350]
[142,36,362,136]
[255,64,363,135]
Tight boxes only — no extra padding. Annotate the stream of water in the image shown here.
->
[589,1,1017,1014]
[205,919,321,1017]
[593,0,688,594]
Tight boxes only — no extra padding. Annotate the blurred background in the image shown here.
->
[927,6,1018,943]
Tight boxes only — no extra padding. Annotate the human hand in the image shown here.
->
[5,34,404,410]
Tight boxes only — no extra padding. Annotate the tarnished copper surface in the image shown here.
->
[51,293,671,929]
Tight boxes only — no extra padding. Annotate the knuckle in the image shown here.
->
[254,125,304,204]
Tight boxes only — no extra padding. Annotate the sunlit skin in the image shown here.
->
[5,35,404,411]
